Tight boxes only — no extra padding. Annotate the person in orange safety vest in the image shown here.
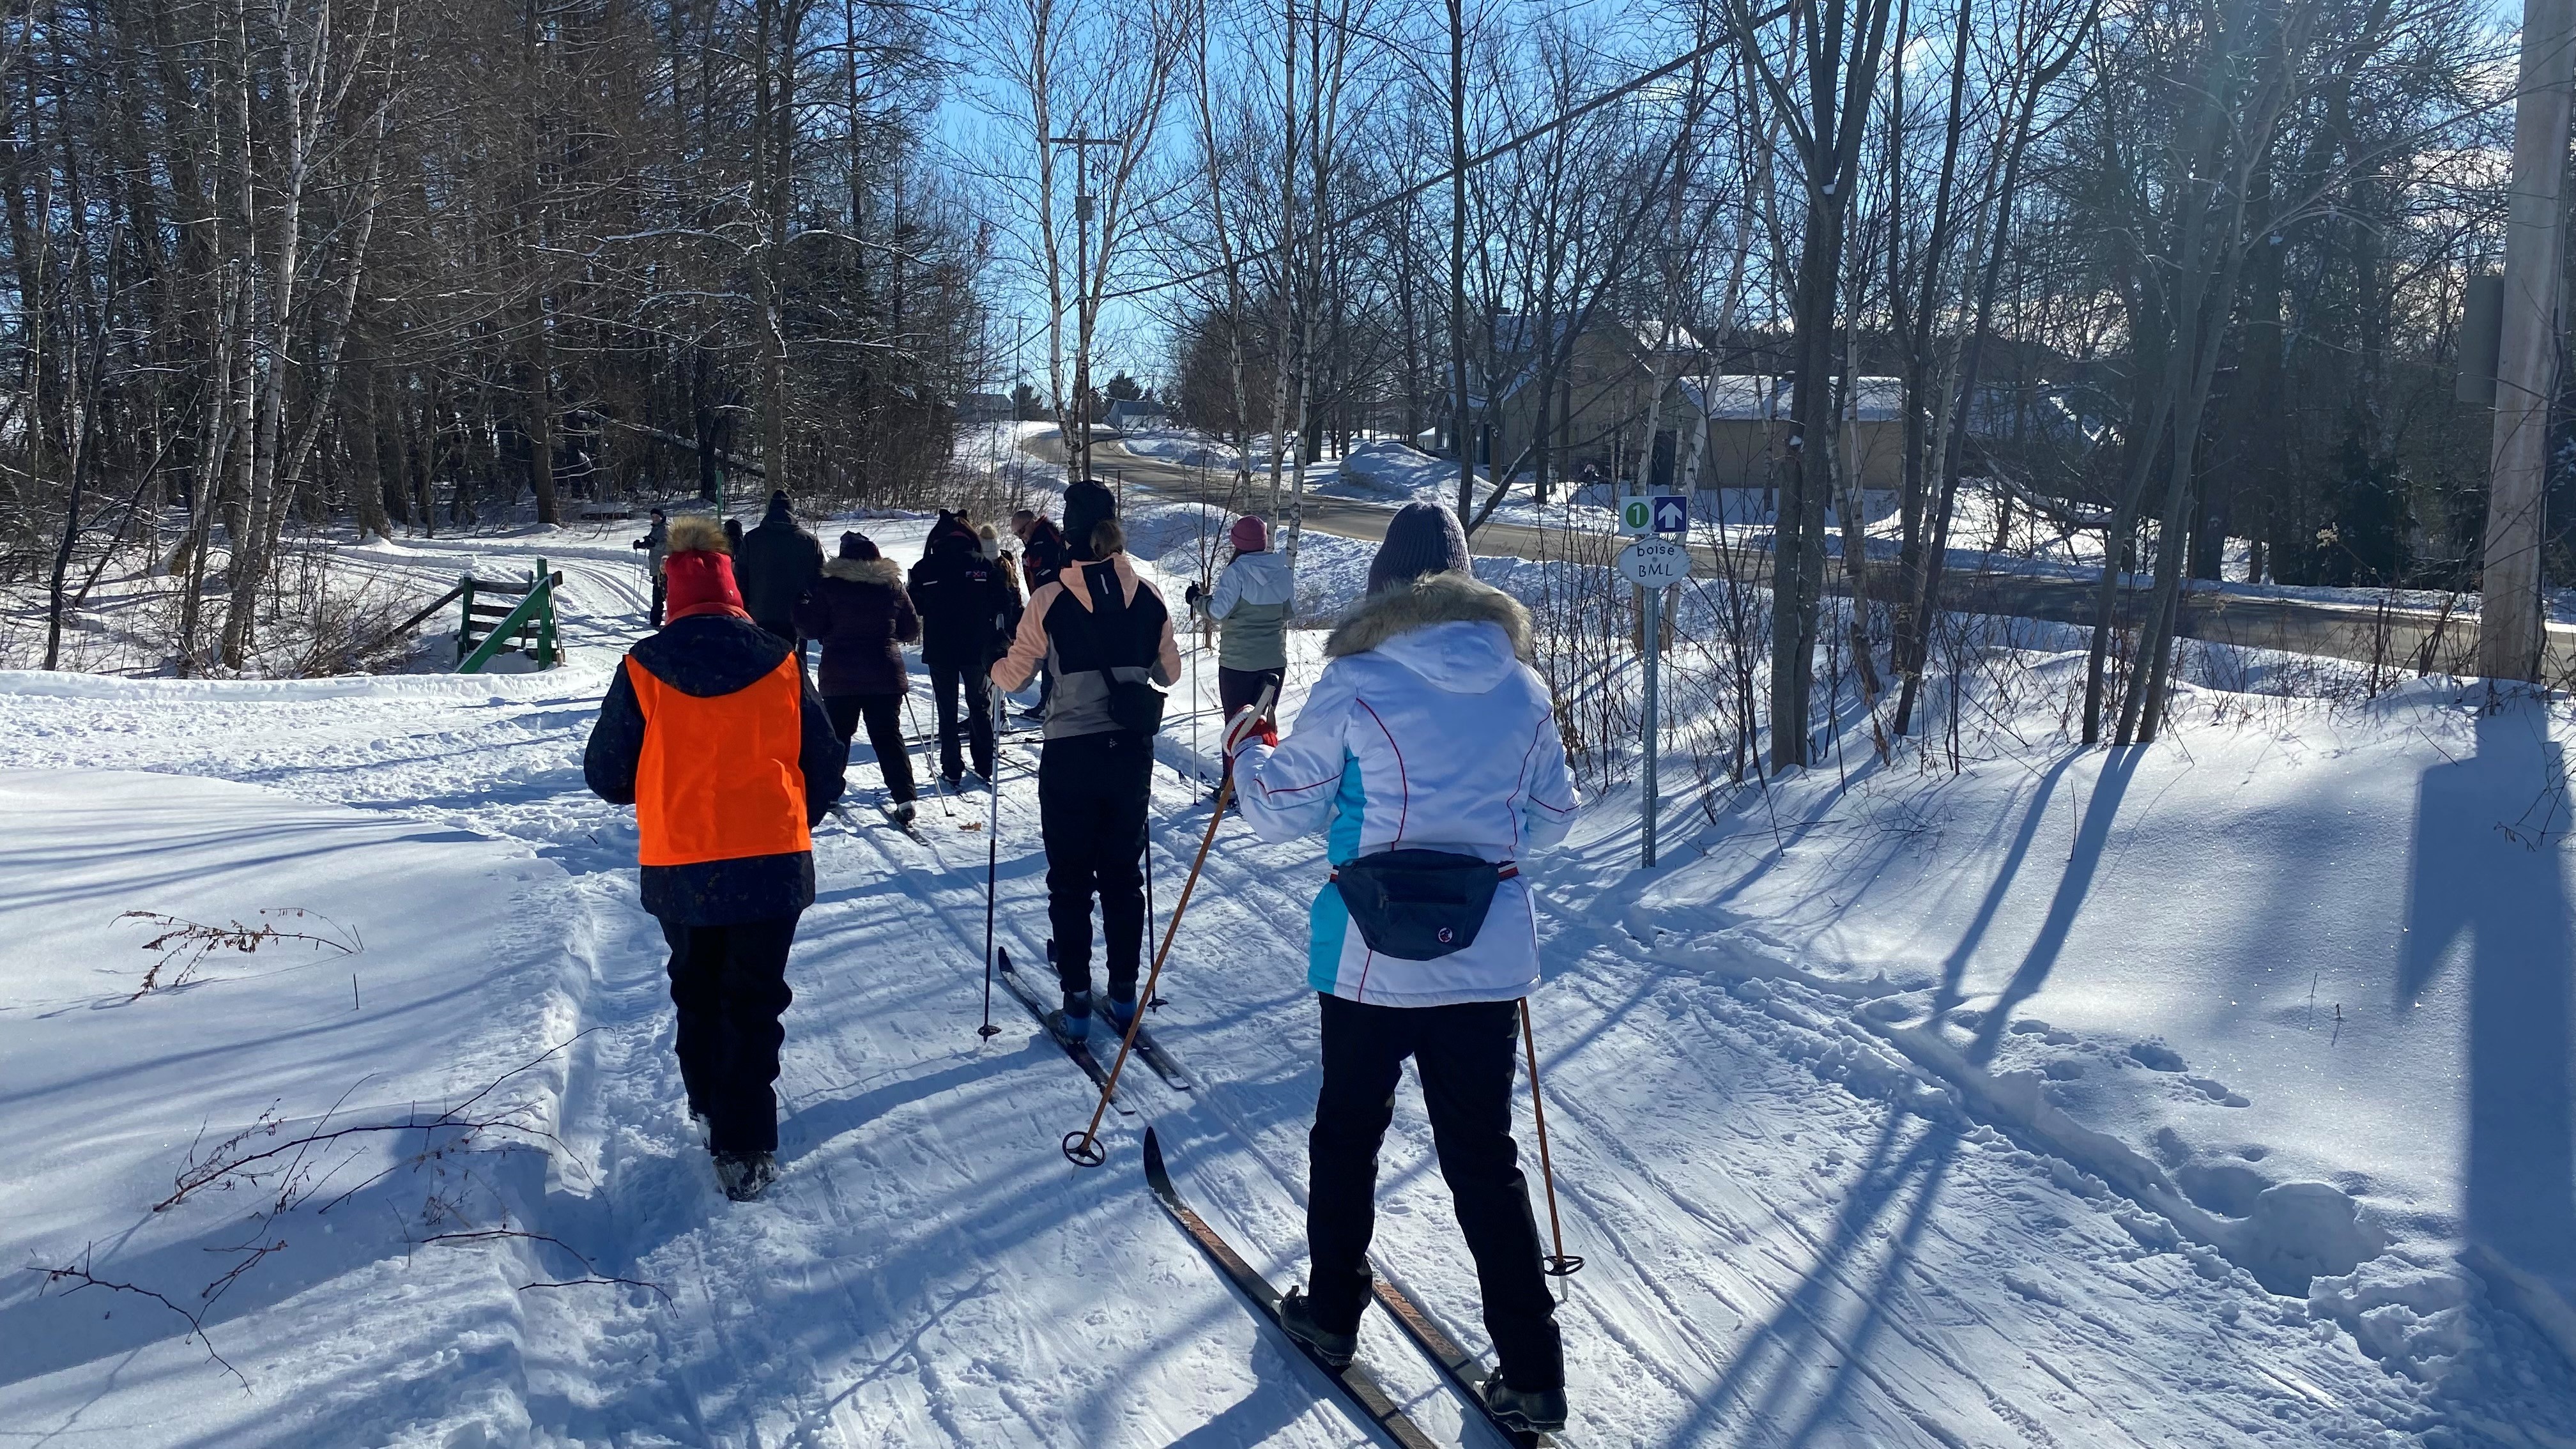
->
[585,514,845,1202]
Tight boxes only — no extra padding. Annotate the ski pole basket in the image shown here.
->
[456,557,564,673]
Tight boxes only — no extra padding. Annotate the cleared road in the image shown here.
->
[1033,434,2576,679]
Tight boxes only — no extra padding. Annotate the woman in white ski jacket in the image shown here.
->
[1230,540,1577,1006]
[1222,501,1578,1435]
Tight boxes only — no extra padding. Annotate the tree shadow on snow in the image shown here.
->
[1959,746,2141,1065]
[1666,1100,1963,1447]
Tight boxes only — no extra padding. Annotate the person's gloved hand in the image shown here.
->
[1222,705,1277,762]
[1184,581,1204,607]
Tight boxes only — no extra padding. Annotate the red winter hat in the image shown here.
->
[664,549,747,622]
[1230,515,1269,553]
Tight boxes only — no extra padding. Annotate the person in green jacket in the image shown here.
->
[1186,514,1292,733]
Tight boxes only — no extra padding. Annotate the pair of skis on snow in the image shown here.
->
[992,943,1188,1104]
[1143,1128,1558,1449]
[990,942,1554,1446]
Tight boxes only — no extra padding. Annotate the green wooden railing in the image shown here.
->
[456,557,562,673]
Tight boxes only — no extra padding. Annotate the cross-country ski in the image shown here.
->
[1143,1128,1446,1449]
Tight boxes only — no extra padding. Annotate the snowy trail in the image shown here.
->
[4,518,2569,1445]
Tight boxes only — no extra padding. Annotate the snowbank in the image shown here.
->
[0,769,588,1443]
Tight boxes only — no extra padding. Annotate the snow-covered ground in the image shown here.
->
[4,508,2575,1445]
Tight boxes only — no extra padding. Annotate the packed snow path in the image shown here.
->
[3,519,2570,1446]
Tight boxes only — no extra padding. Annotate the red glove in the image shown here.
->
[1222,705,1276,761]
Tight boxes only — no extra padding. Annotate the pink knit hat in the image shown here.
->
[1230,515,1269,553]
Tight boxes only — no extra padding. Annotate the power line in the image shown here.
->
[1097,28,1740,303]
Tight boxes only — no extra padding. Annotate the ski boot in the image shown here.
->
[892,800,917,826]
[1103,990,1140,1037]
[713,1149,778,1202]
[1483,1378,1568,1434]
[1278,1289,1358,1368]
[1048,990,1093,1048]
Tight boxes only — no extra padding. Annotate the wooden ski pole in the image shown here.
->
[1521,997,1584,1276]
[1064,683,1275,1167]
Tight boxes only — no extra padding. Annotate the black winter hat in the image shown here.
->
[765,489,793,521]
[1366,502,1471,594]
[1062,478,1117,559]
[839,530,879,561]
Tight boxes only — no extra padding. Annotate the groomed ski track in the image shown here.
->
[0,518,2526,1446]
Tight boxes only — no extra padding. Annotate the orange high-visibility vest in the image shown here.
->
[627,654,811,866]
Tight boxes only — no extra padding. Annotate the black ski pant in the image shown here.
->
[648,574,667,628]
[930,661,995,779]
[1305,993,1564,1393]
[826,691,917,803]
[1218,664,1284,721]
[659,912,800,1156]
[1038,730,1153,1000]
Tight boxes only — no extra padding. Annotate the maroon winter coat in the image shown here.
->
[793,556,919,697]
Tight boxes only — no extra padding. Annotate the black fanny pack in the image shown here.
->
[1105,673,1167,735]
[1331,850,1517,961]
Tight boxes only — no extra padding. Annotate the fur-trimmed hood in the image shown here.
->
[666,514,729,555]
[1324,571,1530,664]
[821,555,903,587]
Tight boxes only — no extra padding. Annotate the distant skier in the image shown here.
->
[1015,512,1070,719]
[990,496,1180,1045]
[737,489,822,650]
[1184,514,1291,735]
[1223,501,1579,1435]
[907,511,1014,787]
[583,515,847,1202]
[981,521,1027,642]
[795,531,921,824]
[1020,512,1070,594]
[632,508,670,626]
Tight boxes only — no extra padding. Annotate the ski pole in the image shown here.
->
[978,684,1006,1041]
[1143,836,1164,1010]
[1064,682,1275,1167]
[906,677,951,818]
[1520,997,1584,1276]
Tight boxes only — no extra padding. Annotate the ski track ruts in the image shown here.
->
[1557,941,2420,1446]
[1544,960,2171,1446]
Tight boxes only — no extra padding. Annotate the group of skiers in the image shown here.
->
[587,482,1575,1434]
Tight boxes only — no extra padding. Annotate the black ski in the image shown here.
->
[1122,1016,1192,1092]
[1142,1128,1441,1449]
[1368,1273,1558,1448]
[994,947,1132,1116]
[1047,939,1190,1091]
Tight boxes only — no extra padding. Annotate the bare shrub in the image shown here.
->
[117,908,363,1000]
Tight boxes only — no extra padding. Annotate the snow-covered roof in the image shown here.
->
[1680,374,1902,423]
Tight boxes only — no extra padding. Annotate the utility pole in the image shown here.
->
[2481,0,2576,684]
[1048,132,1124,483]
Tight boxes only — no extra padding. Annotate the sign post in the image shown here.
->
[1616,536,1692,867]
